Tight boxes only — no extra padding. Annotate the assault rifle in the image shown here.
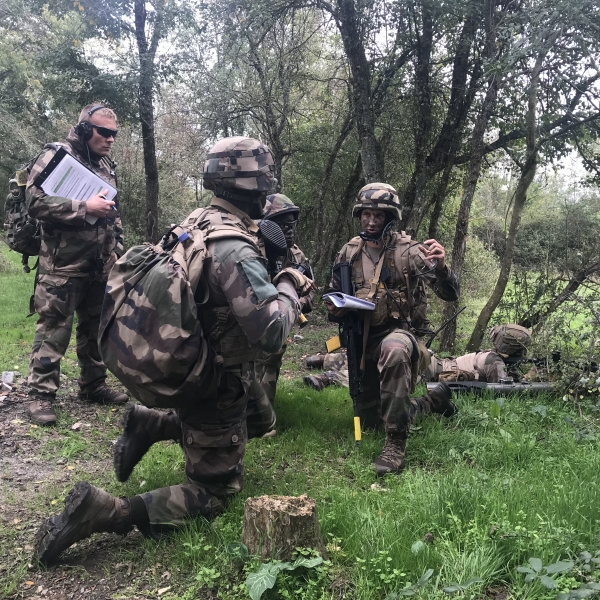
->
[427,381,554,396]
[330,262,363,444]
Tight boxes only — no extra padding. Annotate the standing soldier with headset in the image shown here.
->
[325,183,460,476]
[25,104,128,425]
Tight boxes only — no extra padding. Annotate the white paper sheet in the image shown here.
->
[322,292,376,311]
[40,152,117,224]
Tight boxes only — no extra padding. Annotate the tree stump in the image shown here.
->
[241,494,327,560]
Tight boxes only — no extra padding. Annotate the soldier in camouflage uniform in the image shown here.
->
[253,194,315,405]
[422,324,532,382]
[26,104,128,425]
[304,352,350,390]
[325,183,460,475]
[34,136,314,565]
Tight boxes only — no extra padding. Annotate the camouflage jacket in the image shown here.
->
[328,231,459,337]
[26,128,124,279]
[198,197,301,365]
[429,350,508,383]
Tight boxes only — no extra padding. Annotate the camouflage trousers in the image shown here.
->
[28,274,107,398]
[356,329,421,435]
[255,344,287,404]
[139,365,263,530]
[323,352,349,388]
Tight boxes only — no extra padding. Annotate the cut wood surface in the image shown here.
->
[241,494,327,560]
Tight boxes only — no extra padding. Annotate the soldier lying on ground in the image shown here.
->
[303,324,532,390]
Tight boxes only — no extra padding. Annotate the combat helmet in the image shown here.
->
[489,324,532,356]
[352,182,401,221]
[263,193,300,221]
[203,136,275,194]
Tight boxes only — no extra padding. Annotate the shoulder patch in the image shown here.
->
[239,256,278,303]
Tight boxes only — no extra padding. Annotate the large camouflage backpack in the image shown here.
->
[4,163,40,272]
[489,324,532,356]
[99,206,259,408]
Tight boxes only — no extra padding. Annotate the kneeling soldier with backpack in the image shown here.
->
[33,136,314,565]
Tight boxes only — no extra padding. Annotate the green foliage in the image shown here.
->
[245,551,324,600]
[385,569,434,597]
[517,557,575,589]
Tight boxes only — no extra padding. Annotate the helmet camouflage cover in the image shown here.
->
[203,136,275,192]
[353,182,402,221]
[263,193,300,220]
[489,324,532,356]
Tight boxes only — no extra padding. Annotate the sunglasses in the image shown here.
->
[279,220,298,231]
[93,125,118,139]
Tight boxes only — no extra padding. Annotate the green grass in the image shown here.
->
[108,384,600,600]
[2,240,600,599]
[0,242,37,374]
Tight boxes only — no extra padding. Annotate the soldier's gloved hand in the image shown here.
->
[272,267,315,298]
[299,287,316,313]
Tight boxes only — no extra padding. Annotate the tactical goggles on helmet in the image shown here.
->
[92,125,118,139]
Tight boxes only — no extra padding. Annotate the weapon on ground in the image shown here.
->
[425,306,467,349]
[428,381,555,396]
[331,262,363,444]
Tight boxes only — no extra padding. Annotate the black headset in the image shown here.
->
[74,105,106,141]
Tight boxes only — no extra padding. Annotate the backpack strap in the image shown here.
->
[211,197,259,234]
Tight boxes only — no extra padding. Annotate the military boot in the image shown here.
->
[34,481,132,565]
[373,433,407,476]
[305,355,325,369]
[416,382,457,418]
[27,396,57,426]
[303,374,332,391]
[78,382,128,405]
[114,403,181,482]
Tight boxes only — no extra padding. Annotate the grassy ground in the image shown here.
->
[1,242,600,600]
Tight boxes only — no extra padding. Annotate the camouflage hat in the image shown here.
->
[203,136,275,192]
[352,182,401,221]
[263,194,300,221]
[489,324,532,356]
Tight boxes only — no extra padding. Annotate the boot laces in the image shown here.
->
[380,435,404,461]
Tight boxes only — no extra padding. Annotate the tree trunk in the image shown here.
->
[312,112,353,267]
[336,0,383,182]
[134,0,161,243]
[241,495,327,560]
[439,73,500,351]
[315,152,363,281]
[465,31,558,351]
[466,156,537,350]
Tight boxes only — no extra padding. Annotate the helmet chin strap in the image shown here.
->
[359,219,395,243]
[217,187,266,219]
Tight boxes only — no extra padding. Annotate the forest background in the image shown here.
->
[1,0,600,355]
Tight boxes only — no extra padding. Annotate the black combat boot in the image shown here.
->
[422,382,457,417]
[34,481,132,565]
[303,374,332,391]
[305,355,325,369]
[78,382,128,405]
[373,433,407,476]
[114,403,182,482]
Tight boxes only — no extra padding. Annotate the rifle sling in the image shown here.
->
[360,242,386,371]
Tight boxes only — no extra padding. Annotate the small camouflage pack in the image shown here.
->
[489,324,531,356]
[4,163,40,272]
[99,207,257,408]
